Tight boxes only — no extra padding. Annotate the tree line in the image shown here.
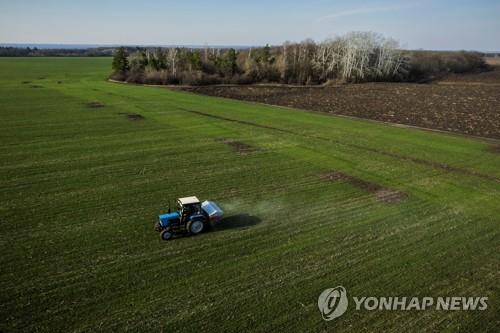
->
[0,47,113,57]
[110,32,489,85]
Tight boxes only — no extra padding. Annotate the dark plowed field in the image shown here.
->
[181,68,500,139]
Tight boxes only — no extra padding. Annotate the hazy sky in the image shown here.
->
[1,0,499,51]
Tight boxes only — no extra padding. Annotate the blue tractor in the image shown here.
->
[155,196,223,240]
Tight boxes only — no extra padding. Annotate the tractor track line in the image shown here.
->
[177,107,500,183]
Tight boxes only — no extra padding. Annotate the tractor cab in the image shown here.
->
[177,196,202,222]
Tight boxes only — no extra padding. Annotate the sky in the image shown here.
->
[1,0,499,51]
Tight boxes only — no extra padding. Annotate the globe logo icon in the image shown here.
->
[318,286,349,321]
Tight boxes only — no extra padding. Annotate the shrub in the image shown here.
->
[125,71,145,84]
[109,72,127,82]
[408,51,488,82]
[178,71,221,86]
[446,52,487,73]
[230,74,254,85]
[194,73,222,86]
[144,70,163,85]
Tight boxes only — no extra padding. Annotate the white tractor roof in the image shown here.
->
[178,196,200,205]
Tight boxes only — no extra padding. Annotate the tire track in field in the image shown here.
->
[177,108,500,183]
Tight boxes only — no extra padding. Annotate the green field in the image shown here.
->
[0,57,499,332]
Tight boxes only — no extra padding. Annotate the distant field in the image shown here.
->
[485,57,500,66]
[0,58,499,332]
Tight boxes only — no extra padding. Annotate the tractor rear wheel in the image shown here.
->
[160,229,173,241]
[188,220,204,235]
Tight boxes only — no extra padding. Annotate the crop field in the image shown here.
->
[0,57,499,332]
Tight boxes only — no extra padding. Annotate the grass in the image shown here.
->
[0,57,499,332]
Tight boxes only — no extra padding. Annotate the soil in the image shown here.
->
[118,113,145,121]
[217,138,257,154]
[127,113,144,121]
[375,189,408,204]
[320,171,407,203]
[179,67,500,139]
[85,101,105,108]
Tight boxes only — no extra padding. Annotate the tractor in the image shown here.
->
[155,196,223,240]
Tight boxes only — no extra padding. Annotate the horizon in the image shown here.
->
[1,1,500,52]
[1,43,500,53]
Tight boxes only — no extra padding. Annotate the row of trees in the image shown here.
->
[0,47,113,57]
[111,32,487,85]
[111,45,253,85]
[278,33,406,83]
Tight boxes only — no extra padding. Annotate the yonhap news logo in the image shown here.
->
[318,286,488,321]
[317,286,349,321]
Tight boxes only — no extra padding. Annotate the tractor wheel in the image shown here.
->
[160,229,173,241]
[154,222,162,232]
[187,220,204,235]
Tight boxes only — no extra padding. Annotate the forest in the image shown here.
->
[110,32,489,85]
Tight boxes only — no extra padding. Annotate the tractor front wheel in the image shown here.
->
[187,220,204,235]
[160,229,173,241]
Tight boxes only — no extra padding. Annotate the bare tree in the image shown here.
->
[167,48,178,76]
